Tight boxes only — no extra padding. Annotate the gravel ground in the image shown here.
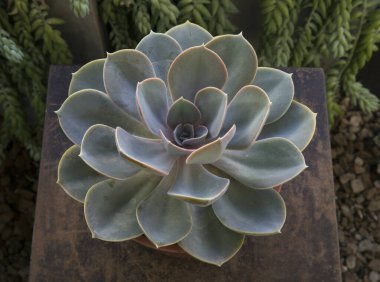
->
[333,99,380,281]
[0,101,379,281]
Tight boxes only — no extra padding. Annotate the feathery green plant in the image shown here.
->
[98,0,238,50]
[0,0,72,164]
[69,0,90,18]
[259,0,380,124]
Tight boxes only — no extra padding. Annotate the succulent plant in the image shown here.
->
[56,21,316,266]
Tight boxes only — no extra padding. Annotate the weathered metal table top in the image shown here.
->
[29,66,341,282]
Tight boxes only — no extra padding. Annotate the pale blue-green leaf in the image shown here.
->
[214,137,307,189]
[252,67,294,124]
[104,50,155,119]
[166,97,201,128]
[206,34,258,100]
[84,171,161,241]
[56,89,151,145]
[194,87,227,138]
[166,21,213,50]
[80,125,140,180]
[221,85,270,148]
[136,31,182,81]
[116,127,176,176]
[213,179,286,235]
[259,101,317,151]
[178,205,244,266]
[68,59,106,95]
[137,165,191,247]
[168,158,229,206]
[168,46,227,101]
[57,145,107,203]
[136,78,170,136]
[186,125,236,165]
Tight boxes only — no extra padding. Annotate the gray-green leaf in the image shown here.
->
[80,125,140,180]
[259,101,317,151]
[84,171,161,241]
[178,206,244,266]
[213,179,286,235]
[137,165,192,247]
[104,50,155,120]
[252,67,294,124]
[57,145,107,202]
[214,137,307,188]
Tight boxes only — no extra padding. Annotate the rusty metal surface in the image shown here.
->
[29,66,341,282]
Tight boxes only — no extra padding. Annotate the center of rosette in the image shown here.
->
[173,123,208,147]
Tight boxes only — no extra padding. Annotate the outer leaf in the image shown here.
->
[214,137,307,189]
[259,101,317,151]
[168,45,227,101]
[252,67,294,124]
[166,21,213,50]
[80,125,140,180]
[104,50,155,120]
[68,59,106,95]
[56,89,150,145]
[178,206,244,266]
[213,179,286,235]
[166,97,201,129]
[137,165,192,247]
[57,145,107,203]
[194,87,227,138]
[136,31,182,81]
[168,158,229,206]
[84,171,161,241]
[186,125,236,165]
[115,127,176,176]
[206,34,258,100]
[136,78,170,136]
[221,85,270,148]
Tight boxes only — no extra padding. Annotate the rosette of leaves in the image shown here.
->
[56,22,316,266]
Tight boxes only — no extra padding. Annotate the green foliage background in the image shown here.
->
[259,0,380,123]
[0,0,379,167]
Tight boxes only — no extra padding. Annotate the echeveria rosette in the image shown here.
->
[56,21,317,266]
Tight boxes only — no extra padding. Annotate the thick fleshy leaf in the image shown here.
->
[167,98,201,128]
[186,125,236,165]
[116,127,176,176]
[178,206,244,266]
[214,137,307,189]
[56,89,150,145]
[168,45,227,101]
[137,165,191,247]
[84,171,161,241]
[166,21,213,50]
[213,179,286,235]
[259,101,317,151]
[136,78,170,136]
[80,125,140,180]
[57,145,107,202]
[206,34,258,99]
[182,125,208,147]
[221,85,270,148]
[136,31,182,81]
[252,67,294,124]
[195,87,227,138]
[168,159,229,206]
[104,50,155,119]
[68,59,106,95]
[160,131,193,157]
